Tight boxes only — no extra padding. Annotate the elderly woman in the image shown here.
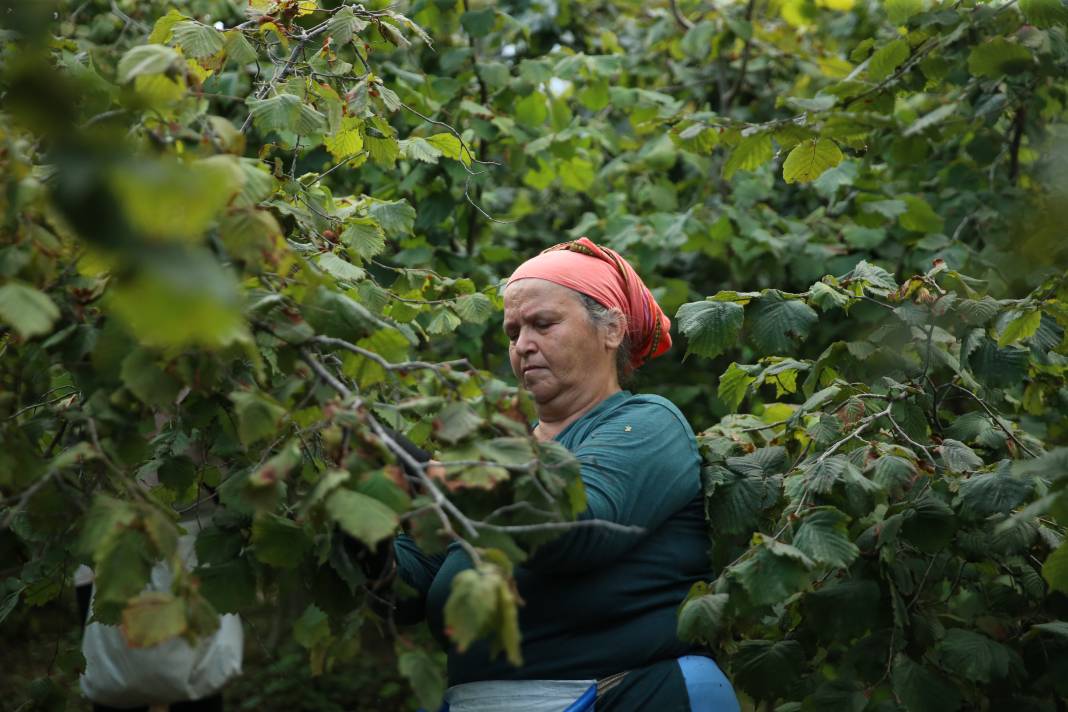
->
[390,238,739,712]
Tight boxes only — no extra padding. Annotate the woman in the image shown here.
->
[391,238,739,712]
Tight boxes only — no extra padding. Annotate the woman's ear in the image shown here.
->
[604,308,627,350]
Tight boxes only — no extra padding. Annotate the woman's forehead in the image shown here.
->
[503,279,582,314]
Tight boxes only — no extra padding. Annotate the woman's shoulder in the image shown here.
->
[611,391,693,424]
[585,392,697,442]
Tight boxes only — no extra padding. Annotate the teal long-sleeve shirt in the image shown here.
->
[394,390,708,685]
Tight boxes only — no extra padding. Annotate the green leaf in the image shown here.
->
[196,559,256,613]
[121,592,187,647]
[426,133,467,164]
[341,218,387,262]
[172,21,224,58]
[677,589,730,644]
[110,158,241,240]
[158,456,196,493]
[803,455,860,495]
[559,157,596,193]
[956,464,1032,517]
[867,38,909,81]
[885,0,924,24]
[454,293,494,324]
[956,297,1001,325]
[515,92,548,127]
[224,30,257,65]
[968,39,1033,78]
[782,139,843,183]
[230,390,286,446]
[367,199,416,239]
[899,195,944,233]
[802,579,882,641]
[293,604,331,648]
[872,454,916,493]
[892,654,961,712]
[120,348,181,408]
[718,362,757,412]
[397,649,445,712]
[425,308,461,335]
[117,44,181,83]
[998,310,1042,346]
[250,513,308,568]
[247,94,327,135]
[849,260,898,295]
[435,402,482,443]
[443,567,500,652]
[968,339,1029,389]
[733,639,805,701]
[1042,541,1068,594]
[1020,0,1068,26]
[93,531,153,623]
[326,489,399,546]
[676,300,744,359]
[731,537,813,607]
[1030,621,1068,639]
[325,6,368,44]
[748,292,818,355]
[704,463,781,536]
[938,438,983,473]
[399,137,442,164]
[476,437,534,467]
[147,9,185,44]
[808,281,849,311]
[316,251,366,283]
[0,283,60,339]
[792,507,859,568]
[324,115,364,162]
[722,133,773,180]
[79,496,138,562]
[938,628,1017,683]
[461,7,496,37]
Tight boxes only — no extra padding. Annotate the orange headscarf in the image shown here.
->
[506,237,672,369]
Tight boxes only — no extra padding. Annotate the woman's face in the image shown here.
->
[503,279,621,410]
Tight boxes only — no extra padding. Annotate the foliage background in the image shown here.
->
[2,0,1068,710]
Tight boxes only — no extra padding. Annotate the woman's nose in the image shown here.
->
[514,327,536,353]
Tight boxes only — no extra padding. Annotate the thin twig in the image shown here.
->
[885,412,938,470]
[7,391,79,420]
[722,0,757,112]
[950,384,1037,458]
[313,335,471,375]
[474,518,644,536]
[669,0,694,30]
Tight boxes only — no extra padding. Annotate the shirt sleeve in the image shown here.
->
[392,533,447,624]
[523,400,701,574]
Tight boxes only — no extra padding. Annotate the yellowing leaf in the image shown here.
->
[998,310,1042,347]
[324,115,364,162]
[782,138,843,183]
[121,592,187,647]
[426,133,469,165]
[722,133,773,180]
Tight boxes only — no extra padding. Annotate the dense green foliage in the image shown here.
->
[2,0,1067,709]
